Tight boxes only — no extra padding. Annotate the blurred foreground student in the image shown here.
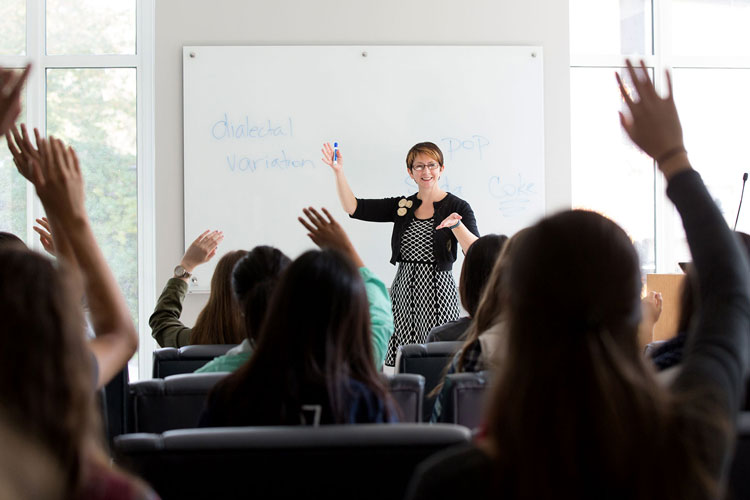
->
[408,60,750,500]
[2,133,154,498]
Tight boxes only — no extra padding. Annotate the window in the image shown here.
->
[570,0,750,275]
[0,0,154,380]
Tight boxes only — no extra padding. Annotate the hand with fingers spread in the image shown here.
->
[321,142,343,173]
[298,207,364,267]
[616,59,691,180]
[6,124,42,182]
[180,230,224,273]
[31,136,87,224]
[33,217,56,256]
[0,65,30,136]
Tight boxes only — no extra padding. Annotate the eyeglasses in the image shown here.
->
[412,162,440,171]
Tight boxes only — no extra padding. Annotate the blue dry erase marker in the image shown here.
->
[333,142,338,165]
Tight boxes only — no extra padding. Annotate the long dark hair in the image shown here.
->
[458,234,508,318]
[209,249,392,425]
[0,248,98,496]
[191,249,248,345]
[482,210,722,500]
[231,245,291,344]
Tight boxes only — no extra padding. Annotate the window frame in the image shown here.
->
[0,0,155,380]
[570,0,750,274]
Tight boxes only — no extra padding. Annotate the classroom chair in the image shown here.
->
[435,371,490,430]
[129,372,426,433]
[152,344,237,378]
[395,341,463,422]
[114,423,471,500]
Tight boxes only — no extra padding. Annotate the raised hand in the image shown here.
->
[321,142,343,173]
[298,207,364,267]
[32,136,87,225]
[0,65,30,136]
[436,212,462,230]
[180,230,224,272]
[641,291,663,326]
[6,124,42,182]
[33,217,56,256]
[616,60,689,179]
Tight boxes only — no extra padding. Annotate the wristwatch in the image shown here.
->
[173,265,192,279]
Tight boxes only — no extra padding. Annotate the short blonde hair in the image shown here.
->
[406,142,444,170]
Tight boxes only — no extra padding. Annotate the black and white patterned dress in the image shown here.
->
[387,217,460,366]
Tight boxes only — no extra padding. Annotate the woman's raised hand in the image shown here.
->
[617,59,690,179]
[298,207,364,267]
[321,142,343,173]
[32,136,87,225]
[437,212,462,230]
[6,124,42,182]
[33,217,56,256]
[180,230,223,272]
[0,65,30,136]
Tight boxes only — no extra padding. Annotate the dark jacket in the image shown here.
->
[350,192,479,271]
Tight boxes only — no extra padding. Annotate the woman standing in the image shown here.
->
[322,141,479,366]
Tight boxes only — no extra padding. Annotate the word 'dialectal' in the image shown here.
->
[212,114,293,140]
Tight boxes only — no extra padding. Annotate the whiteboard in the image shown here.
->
[183,45,545,291]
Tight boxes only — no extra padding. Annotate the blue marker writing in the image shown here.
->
[333,142,338,165]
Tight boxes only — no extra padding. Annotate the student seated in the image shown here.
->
[426,234,507,342]
[149,230,247,347]
[200,208,396,426]
[196,245,291,373]
[2,133,153,498]
[429,230,525,422]
[408,61,750,500]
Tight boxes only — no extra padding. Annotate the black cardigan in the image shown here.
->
[350,192,479,271]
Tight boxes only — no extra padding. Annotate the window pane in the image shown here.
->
[665,68,750,271]
[571,67,655,274]
[46,0,135,55]
[0,0,26,55]
[0,76,26,241]
[570,0,653,56]
[673,0,750,57]
[46,69,138,375]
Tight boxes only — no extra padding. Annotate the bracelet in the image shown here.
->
[656,146,686,165]
[448,220,461,230]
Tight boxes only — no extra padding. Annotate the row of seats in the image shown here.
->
[113,415,750,500]
[150,342,481,428]
[129,372,425,432]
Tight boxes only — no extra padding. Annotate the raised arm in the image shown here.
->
[322,142,357,215]
[31,136,138,389]
[618,60,750,447]
[149,230,223,347]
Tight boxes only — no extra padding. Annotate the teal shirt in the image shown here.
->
[359,266,394,368]
[193,267,394,374]
[196,349,252,373]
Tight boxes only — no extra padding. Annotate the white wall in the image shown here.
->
[154,0,571,324]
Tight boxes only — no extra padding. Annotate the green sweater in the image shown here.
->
[149,278,192,348]
[191,266,395,374]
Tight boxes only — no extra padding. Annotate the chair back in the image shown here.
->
[130,372,425,433]
[438,371,490,430]
[115,424,471,500]
[152,344,237,378]
[130,372,228,433]
[395,341,463,421]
